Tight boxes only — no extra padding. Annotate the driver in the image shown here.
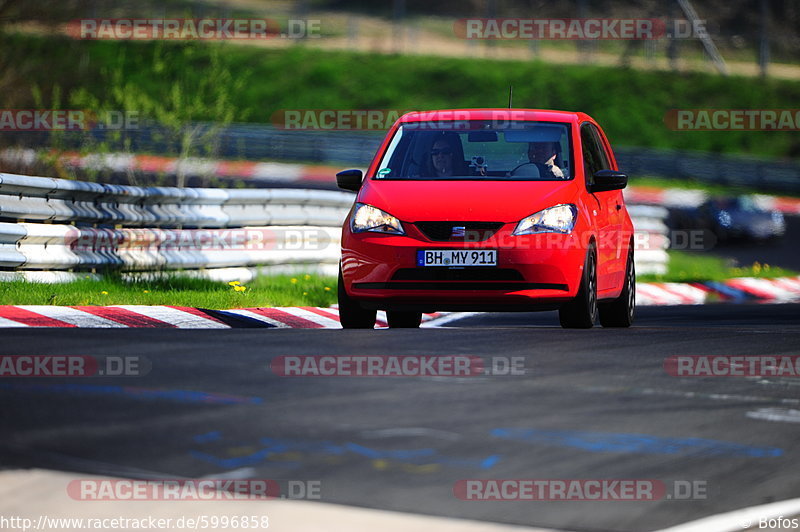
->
[526,141,565,179]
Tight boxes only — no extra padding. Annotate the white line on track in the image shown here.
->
[657,497,800,531]
[421,312,482,327]
[746,407,800,424]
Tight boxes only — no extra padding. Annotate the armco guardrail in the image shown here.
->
[627,204,669,276]
[0,172,667,279]
[0,172,352,277]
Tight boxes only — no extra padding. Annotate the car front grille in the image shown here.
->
[414,222,504,242]
[392,268,524,281]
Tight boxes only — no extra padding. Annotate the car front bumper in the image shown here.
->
[341,225,590,311]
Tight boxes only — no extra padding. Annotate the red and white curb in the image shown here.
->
[636,276,800,306]
[0,277,797,328]
[0,305,443,329]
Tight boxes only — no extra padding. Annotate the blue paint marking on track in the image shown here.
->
[702,282,752,301]
[190,434,501,470]
[491,428,783,457]
[0,382,262,405]
[194,431,223,443]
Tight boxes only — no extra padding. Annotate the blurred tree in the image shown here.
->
[73,42,250,187]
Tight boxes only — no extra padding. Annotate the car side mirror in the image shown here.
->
[336,169,363,192]
[590,170,627,193]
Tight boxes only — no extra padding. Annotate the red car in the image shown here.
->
[336,109,635,329]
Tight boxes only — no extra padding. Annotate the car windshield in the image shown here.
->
[374,121,572,180]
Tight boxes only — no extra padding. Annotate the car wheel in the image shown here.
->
[599,248,635,328]
[386,311,422,328]
[558,246,598,329]
[338,269,376,329]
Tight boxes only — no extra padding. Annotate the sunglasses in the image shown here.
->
[431,149,453,156]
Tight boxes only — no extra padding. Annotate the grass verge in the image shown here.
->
[0,274,337,308]
[638,250,798,283]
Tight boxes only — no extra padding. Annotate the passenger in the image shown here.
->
[425,132,466,177]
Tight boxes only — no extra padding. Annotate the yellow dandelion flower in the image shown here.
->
[303,292,308,296]
[304,274,311,280]
[290,278,298,284]
[101,291,108,295]
[228,281,241,286]
[324,286,331,291]
[234,285,247,292]
[143,290,150,293]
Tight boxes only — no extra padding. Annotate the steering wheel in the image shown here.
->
[508,162,542,178]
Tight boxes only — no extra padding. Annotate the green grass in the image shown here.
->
[2,32,800,160]
[0,274,337,308]
[638,250,798,283]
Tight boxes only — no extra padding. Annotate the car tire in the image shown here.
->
[386,311,422,328]
[338,269,376,329]
[558,246,598,329]
[599,248,635,328]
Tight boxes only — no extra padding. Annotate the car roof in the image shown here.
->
[397,108,594,125]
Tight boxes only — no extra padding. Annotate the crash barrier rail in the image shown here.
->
[628,204,669,276]
[8,123,799,193]
[0,172,351,279]
[0,172,668,280]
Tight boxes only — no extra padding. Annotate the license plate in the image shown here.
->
[417,250,497,267]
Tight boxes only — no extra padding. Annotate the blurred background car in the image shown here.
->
[673,196,786,244]
[705,196,786,242]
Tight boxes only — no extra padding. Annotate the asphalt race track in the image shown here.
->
[2,304,800,532]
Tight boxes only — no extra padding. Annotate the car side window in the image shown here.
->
[580,125,602,186]
[589,125,611,172]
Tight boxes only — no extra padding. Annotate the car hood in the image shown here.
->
[358,180,578,223]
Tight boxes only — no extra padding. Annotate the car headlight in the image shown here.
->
[512,204,577,235]
[351,203,405,235]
